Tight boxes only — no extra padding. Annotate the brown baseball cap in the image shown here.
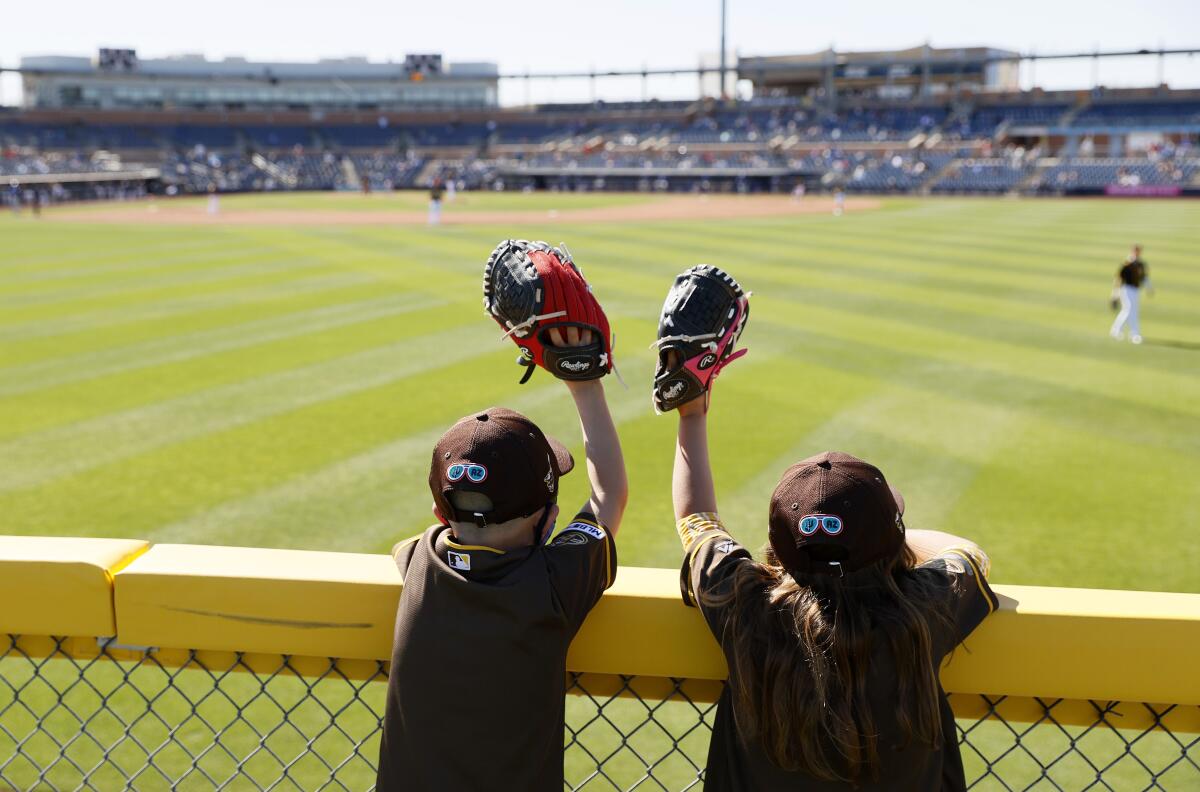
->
[429,407,574,527]
[768,451,905,577]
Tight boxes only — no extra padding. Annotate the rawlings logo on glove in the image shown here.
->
[483,239,615,384]
[558,359,593,373]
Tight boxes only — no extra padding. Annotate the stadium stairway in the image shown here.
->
[1058,98,1091,128]
[250,153,297,189]
[1017,157,1056,192]
[413,158,442,187]
[340,157,362,191]
[921,157,962,194]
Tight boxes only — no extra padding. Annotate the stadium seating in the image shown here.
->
[1072,101,1200,128]
[4,93,1199,200]
[0,152,114,177]
[962,104,1070,136]
[931,158,1034,193]
[1036,156,1198,190]
[350,152,426,190]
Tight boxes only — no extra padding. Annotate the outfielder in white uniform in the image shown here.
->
[1110,244,1154,344]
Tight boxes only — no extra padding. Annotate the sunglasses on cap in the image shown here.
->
[799,514,843,536]
[447,463,488,483]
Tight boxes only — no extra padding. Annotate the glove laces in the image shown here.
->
[649,332,719,351]
[499,310,568,340]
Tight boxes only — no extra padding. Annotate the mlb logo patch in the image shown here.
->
[447,551,471,571]
[562,521,606,541]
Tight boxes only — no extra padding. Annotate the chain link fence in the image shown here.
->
[2,635,1197,790]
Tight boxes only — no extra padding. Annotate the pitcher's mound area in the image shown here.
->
[48,193,880,226]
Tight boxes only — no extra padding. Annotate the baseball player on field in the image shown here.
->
[376,240,627,792]
[1110,243,1154,344]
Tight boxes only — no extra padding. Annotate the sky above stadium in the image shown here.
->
[1,0,1198,105]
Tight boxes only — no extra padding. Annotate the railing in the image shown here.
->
[1,536,1197,790]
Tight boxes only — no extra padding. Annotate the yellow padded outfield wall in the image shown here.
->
[0,536,147,637]
[2,536,1199,726]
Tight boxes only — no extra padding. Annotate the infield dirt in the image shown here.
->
[45,193,879,226]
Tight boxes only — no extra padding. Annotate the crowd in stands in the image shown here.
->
[1037,150,1198,191]
[2,95,1198,202]
[932,158,1035,193]
[0,150,118,177]
[507,149,787,170]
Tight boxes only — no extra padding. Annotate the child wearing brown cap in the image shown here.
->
[670,390,997,791]
[377,329,626,791]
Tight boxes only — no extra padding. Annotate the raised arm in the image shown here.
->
[673,398,717,520]
[566,379,628,534]
[549,324,627,533]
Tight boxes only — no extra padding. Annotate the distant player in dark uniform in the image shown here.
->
[427,179,445,225]
[1110,244,1154,344]
[376,331,626,791]
[668,385,997,791]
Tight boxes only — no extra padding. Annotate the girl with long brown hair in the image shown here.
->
[670,393,998,791]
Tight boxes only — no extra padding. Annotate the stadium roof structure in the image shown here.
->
[18,54,498,81]
[739,45,1020,68]
[738,45,1022,101]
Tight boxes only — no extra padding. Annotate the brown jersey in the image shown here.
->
[1118,259,1148,288]
[678,513,997,792]
[377,512,616,791]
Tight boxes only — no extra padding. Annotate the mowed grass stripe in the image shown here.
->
[713,379,1026,552]
[0,273,376,342]
[507,234,1200,417]
[550,228,1200,413]
[146,383,566,548]
[235,225,502,304]
[0,241,285,291]
[0,345,595,539]
[746,294,1200,426]
[609,205,1200,293]
[585,219,1200,316]
[0,298,469,441]
[0,319,488,491]
[743,309,1200,461]
[0,321,501,525]
[0,250,337,305]
[943,415,1200,591]
[565,223,1182,343]
[147,374,658,550]
[0,292,442,396]
[0,228,251,272]
[0,258,342,325]
[517,222,1200,425]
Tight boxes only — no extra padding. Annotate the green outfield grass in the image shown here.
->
[2,192,1198,791]
[1,194,1198,593]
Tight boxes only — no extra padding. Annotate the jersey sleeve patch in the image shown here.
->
[558,521,607,542]
[676,512,727,552]
[550,530,590,547]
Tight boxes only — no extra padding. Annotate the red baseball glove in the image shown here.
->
[483,240,614,383]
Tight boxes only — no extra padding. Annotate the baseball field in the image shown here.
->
[2,191,1199,593]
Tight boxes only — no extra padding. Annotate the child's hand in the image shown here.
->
[665,350,707,415]
[547,327,594,348]
[551,327,601,393]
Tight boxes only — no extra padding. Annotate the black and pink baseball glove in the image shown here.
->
[651,265,750,412]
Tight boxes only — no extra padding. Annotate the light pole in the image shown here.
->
[719,0,728,100]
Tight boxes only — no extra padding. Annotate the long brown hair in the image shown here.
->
[702,545,953,783]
